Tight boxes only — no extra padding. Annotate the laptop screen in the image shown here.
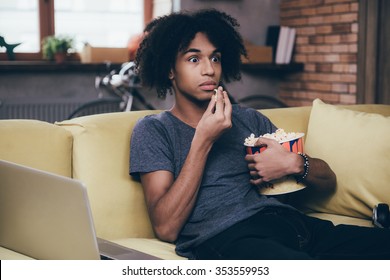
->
[0,160,101,260]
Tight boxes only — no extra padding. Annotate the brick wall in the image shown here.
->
[279,0,359,106]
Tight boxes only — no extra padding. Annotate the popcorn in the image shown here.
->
[244,133,258,146]
[244,129,304,146]
[261,128,303,142]
[214,88,218,101]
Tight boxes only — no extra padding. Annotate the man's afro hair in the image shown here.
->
[135,9,248,98]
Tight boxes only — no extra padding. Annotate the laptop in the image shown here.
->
[0,159,160,260]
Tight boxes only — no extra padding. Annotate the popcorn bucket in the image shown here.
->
[244,132,306,196]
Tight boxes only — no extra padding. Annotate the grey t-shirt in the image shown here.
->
[130,105,295,258]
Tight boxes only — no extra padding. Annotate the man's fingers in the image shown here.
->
[250,178,264,186]
[222,91,232,117]
[214,86,224,113]
[245,154,256,163]
[206,90,217,114]
[254,136,279,147]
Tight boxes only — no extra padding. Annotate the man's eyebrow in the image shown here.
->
[182,48,221,54]
[183,48,201,54]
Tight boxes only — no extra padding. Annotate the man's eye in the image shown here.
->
[189,57,199,63]
[211,56,221,63]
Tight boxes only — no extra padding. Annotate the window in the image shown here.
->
[0,0,152,61]
[0,0,40,53]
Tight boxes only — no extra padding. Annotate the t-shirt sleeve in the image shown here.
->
[242,107,277,136]
[256,110,277,135]
[129,116,174,178]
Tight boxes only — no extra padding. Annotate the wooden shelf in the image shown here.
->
[0,61,123,73]
[240,62,304,73]
[0,61,304,74]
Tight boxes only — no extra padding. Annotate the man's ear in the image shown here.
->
[169,70,174,80]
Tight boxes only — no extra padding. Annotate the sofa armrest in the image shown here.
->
[0,119,72,177]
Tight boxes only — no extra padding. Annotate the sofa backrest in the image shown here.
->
[260,106,312,138]
[0,119,72,177]
[2,104,388,241]
[260,104,390,140]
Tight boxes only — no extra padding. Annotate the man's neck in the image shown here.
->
[170,101,208,128]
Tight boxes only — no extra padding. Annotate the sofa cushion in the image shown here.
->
[297,99,390,219]
[0,246,34,260]
[113,238,187,260]
[0,119,72,177]
[57,111,159,240]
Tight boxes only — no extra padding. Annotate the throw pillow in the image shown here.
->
[299,99,390,219]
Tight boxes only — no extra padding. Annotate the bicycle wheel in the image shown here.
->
[67,98,123,119]
[238,95,288,109]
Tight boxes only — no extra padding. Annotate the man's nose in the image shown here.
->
[201,59,215,75]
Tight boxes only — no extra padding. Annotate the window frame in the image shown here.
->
[0,0,153,61]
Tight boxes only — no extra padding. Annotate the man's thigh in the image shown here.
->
[194,210,312,260]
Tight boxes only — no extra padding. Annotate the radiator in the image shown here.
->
[0,100,123,123]
[0,102,83,123]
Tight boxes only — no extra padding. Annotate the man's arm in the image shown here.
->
[140,138,212,243]
[295,154,336,193]
[140,90,232,242]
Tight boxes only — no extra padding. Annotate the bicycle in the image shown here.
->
[67,62,155,119]
[67,62,287,119]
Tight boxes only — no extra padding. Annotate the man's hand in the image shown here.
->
[245,137,301,186]
[196,86,232,144]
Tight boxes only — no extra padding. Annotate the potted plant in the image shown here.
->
[42,35,74,63]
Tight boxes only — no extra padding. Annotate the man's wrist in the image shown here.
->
[295,152,309,183]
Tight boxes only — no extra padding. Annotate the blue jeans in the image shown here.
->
[193,207,390,259]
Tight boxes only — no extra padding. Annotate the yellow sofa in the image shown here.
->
[1,100,389,260]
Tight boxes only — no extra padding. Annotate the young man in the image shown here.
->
[130,9,390,259]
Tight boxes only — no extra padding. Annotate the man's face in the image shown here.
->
[170,32,222,104]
